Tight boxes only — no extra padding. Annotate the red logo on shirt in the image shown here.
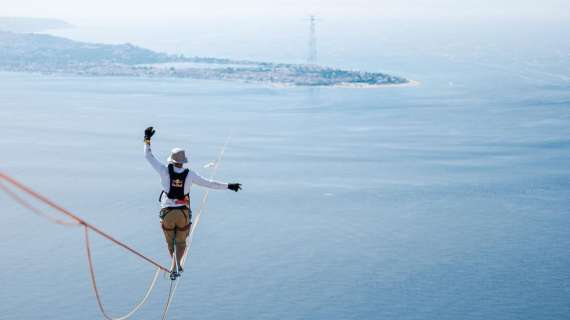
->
[172,179,184,188]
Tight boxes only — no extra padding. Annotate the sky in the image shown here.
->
[2,0,569,63]
[2,0,570,22]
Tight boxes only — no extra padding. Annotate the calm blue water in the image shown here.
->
[1,18,570,320]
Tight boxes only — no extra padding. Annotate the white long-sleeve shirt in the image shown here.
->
[145,144,228,208]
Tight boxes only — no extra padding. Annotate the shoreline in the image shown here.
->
[333,79,420,89]
[0,70,418,89]
[268,79,420,89]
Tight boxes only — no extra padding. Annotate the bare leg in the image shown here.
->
[175,246,184,270]
[168,247,177,271]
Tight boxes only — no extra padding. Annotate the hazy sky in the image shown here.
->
[3,0,570,22]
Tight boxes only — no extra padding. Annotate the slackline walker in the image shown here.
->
[161,133,232,320]
[0,130,240,320]
[143,126,241,279]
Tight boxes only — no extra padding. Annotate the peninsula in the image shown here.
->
[0,30,409,87]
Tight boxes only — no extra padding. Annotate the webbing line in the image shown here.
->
[161,135,231,320]
[0,171,170,273]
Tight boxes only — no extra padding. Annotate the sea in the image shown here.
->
[0,17,569,320]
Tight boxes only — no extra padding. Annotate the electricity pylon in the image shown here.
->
[307,15,317,65]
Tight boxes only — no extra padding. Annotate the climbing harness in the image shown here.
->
[0,135,231,320]
[160,207,192,232]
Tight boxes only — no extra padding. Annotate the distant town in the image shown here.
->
[0,18,409,87]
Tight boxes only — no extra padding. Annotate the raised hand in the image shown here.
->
[144,126,155,143]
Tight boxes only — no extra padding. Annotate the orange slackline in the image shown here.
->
[0,180,80,227]
[0,172,169,273]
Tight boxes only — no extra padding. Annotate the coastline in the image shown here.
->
[0,69,419,89]
[268,79,420,89]
[333,79,420,89]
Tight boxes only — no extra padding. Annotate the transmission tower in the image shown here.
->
[307,15,317,65]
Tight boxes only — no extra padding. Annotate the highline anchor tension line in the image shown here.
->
[0,135,232,320]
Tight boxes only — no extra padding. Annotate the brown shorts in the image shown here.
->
[160,207,191,252]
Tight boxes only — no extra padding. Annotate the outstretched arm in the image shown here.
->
[190,171,242,192]
[144,126,165,174]
[190,170,229,190]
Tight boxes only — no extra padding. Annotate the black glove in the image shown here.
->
[228,183,242,192]
[144,126,155,142]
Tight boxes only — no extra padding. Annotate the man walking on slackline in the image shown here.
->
[143,127,241,279]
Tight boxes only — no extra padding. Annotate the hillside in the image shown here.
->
[0,31,173,66]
